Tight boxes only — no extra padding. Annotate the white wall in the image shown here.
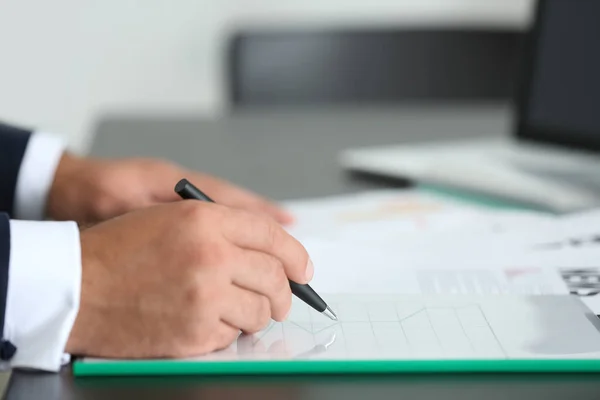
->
[0,0,534,153]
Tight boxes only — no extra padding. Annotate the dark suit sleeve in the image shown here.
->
[0,123,32,216]
[0,213,17,361]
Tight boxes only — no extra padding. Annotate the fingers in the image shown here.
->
[220,285,272,334]
[230,250,292,321]
[253,199,295,226]
[186,172,295,225]
[184,323,240,357]
[222,209,312,285]
[212,323,242,351]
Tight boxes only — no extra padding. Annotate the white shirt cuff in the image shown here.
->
[14,132,65,221]
[3,220,81,371]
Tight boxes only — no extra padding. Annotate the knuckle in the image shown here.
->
[196,241,230,269]
[93,192,120,220]
[182,236,232,276]
[264,219,281,250]
[266,259,287,288]
[249,296,271,333]
[272,274,292,322]
[272,292,292,322]
[277,285,292,321]
[291,246,310,280]
[291,239,309,266]
[182,201,210,222]
[273,270,291,305]
[184,275,222,314]
[180,202,222,227]
[183,284,206,313]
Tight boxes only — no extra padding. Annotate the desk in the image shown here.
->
[6,105,600,399]
[89,105,509,200]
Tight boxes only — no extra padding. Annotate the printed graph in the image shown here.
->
[559,268,600,296]
[241,298,507,360]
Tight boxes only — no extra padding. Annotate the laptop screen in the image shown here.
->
[517,0,600,151]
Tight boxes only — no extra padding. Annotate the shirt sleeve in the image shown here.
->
[3,220,81,371]
[13,132,65,221]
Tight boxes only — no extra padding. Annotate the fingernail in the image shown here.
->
[305,259,314,281]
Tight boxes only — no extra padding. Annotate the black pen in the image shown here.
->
[175,178,338,321]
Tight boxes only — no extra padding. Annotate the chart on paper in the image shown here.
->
[81,294,600,368]
[269,297,507,360]
[175,294,600,362]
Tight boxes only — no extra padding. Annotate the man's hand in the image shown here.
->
[47,153,293,225]
[65,201,313,359]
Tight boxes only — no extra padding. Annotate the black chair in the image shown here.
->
[227,28,523,107]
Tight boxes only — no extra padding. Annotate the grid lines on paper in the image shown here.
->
[277,298,507,360]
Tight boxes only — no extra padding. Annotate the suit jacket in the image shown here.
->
[0,122,31,361]
[0,212,12,359]
[0,122,31,216]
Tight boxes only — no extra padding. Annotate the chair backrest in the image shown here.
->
[227,29,523,108]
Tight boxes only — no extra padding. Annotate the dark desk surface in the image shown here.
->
[88,105,510,200]
[7,105,600,399]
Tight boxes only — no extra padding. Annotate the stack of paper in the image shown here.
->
[284,190,600,313]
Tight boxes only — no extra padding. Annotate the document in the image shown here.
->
[535,209,600,250]
[79,294,600,366]
[284,190,600,312]
[556,266,600,314]
[284,190,510,240]
[285,190,558,246]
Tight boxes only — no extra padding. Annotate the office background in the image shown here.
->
[0,0,532,153]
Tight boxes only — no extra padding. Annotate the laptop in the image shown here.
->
[340,0,600,212]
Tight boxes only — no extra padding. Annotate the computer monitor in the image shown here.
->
[516,0,600,152]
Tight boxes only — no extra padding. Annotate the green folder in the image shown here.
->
[416,184,552,213]
[73,358,600,377]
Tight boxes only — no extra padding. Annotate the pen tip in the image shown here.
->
[323,306,338,321]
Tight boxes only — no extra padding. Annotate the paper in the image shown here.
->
[535,209,600,250]
[284,190,506,240]
[285,190,559,250]
[303,230,600,311]
[284,190,600,313]
[81,295,600,364]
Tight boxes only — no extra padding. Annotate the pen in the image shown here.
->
[175,178,338,321]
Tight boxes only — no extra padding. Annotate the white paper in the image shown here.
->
[534,209,600,250]
[286,189,559,246]
[285,190,600,312]
[81,295,600,364]
[285,190,506,240]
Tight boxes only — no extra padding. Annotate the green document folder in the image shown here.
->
[416,184,552,213]
[73,295,600,377]
[73,358,600,377]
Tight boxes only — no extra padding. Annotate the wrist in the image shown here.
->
[65,228,100,355]
[46,153,87,221]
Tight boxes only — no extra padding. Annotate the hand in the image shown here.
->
[47,153,294,225]
[65,201,313,359]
